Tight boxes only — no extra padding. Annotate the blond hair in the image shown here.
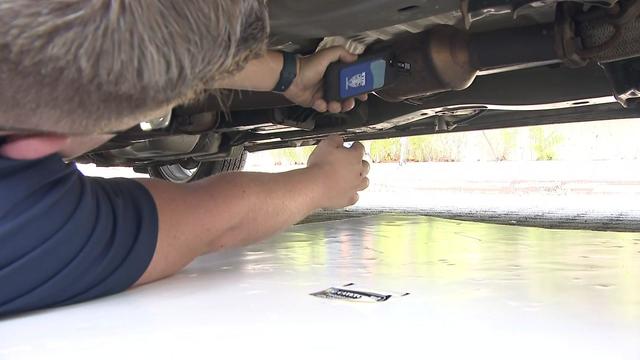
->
[0,0,269,133]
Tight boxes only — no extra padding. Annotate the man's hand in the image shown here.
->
[306,135,370,208]
[284,47,369,114]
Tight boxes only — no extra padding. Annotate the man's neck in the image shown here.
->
[0,134,70,160]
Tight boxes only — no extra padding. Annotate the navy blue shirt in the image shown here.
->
[0,154,158,317]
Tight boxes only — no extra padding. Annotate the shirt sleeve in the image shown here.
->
[0,154,158,317]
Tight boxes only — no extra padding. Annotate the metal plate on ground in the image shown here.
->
[1,215,639,359]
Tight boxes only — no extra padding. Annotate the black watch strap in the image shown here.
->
[272,52,298,93]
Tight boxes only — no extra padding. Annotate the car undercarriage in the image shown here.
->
[82,0,640,182]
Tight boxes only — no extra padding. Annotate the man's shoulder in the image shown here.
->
[0,154,158,316]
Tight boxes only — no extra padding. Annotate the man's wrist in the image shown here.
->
[303,165,335,209]
[213,50,284,91]
[272,52,299,93]
[297,166,330,210]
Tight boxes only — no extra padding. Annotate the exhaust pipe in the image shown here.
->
[375,24,561,102]
[375,4,640,102]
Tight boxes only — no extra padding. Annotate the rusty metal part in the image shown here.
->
[579,16,640,62]
[555,3,589,67]
[374,21,566,102]
[568,0,640,62]
[576,21,624,58]
[375,26,477,102]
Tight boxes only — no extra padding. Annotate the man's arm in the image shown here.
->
[215,48,368,114]
[49,47,367,161]
[214,50,287,93]
[134,136,369,285]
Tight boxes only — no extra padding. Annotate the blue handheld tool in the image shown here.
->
[323,51,408,101]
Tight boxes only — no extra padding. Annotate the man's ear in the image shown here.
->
[0,135,70,160]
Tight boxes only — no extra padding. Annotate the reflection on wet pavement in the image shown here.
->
[243,215,640,323]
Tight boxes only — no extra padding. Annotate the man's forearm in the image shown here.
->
[214,50,285,91]
[135,168,325,285]
[188,169,324,250]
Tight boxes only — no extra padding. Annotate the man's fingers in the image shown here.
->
[357,94,369,101]
[313,99,328,113]
[341,98,356,112]
[316,46,358,67]
[361,160,370,177]
[336,47,358,64]
[322,135,344,148]
[349,141,365,157]
[318,97,359,113]
[357,177,370,191]
[328,101,342,113]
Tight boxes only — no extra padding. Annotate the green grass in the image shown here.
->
[368,138,401,162]
[366,134,465,162]
[264,126,565,164]
[269,146,314,165]
[529,126,564,160]
[482,129,518,161]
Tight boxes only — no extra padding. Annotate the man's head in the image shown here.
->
[0,0,269,135]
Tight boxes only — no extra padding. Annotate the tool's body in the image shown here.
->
[323,51,403,101]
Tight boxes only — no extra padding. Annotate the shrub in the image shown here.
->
[407,134,464,162]
[482,128,517,161]
[269,146,314,165]
[529,126,563,160]
[368,138,401,162]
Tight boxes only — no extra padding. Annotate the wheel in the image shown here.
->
[147,151,247,183]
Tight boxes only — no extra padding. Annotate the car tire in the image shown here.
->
[147,151,247,183]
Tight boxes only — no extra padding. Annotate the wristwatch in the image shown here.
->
[272,51,298,93]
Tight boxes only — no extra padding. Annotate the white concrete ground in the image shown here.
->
[4,215,640,359]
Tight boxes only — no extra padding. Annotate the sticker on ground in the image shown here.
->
[310,283,409,303]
